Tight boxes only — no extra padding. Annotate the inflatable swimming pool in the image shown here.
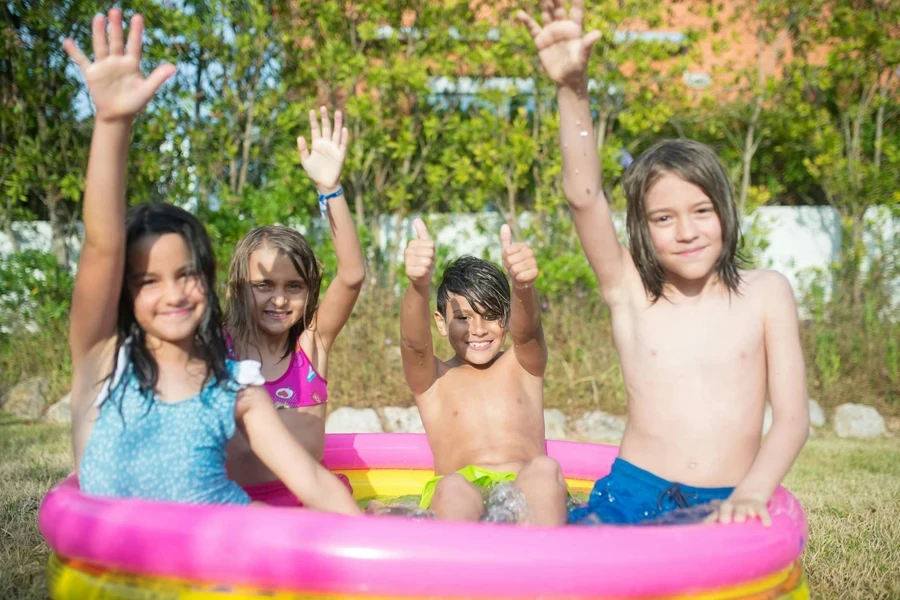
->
[40,433,808,599]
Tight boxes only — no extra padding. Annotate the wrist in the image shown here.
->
[93,116,134,131]
[557,80,590,98]
[411,280,431,293]
[729,485,771,503]
[317,186,344,218]
[316,182,342,195]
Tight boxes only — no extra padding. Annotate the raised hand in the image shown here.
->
[501,224,538,289]
[405,219,435,290]
[63,8,175,123]
[298,107,349,193]
[518,0,601,87]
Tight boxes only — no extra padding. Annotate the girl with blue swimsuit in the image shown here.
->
[64,8,360,515]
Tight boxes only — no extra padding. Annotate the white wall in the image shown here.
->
[2,206,896,306]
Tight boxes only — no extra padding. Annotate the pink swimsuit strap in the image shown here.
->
[224,331,328,408]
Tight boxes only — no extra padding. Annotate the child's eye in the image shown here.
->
[287,283,305,292]
[654,216,670,223]
[253,283,270,291]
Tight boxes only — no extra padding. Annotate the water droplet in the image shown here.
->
[579,130,588,137]
[688,461,697,469]
[576,119,582,125]
[575,169,580,175]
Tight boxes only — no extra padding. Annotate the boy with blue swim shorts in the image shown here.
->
[520,0,810,526]
[399,219,568,525]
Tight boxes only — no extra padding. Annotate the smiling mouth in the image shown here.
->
[677,246,706,256]
[264,311,292,320]
[467,340,493,350]
[159,307,194,318]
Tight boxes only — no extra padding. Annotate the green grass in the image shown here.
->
[1,412,898,599]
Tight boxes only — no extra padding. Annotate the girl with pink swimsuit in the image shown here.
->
[224,107,365,506]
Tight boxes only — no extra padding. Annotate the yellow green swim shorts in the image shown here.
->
[419,465,517,509]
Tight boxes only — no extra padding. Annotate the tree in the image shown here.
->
[0,1,95,267]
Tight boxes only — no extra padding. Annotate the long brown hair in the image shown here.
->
[623,139,745,301]
[224,226,323,359]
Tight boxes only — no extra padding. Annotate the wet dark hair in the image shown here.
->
[436,255,510,326]
[107,203,230,404]
[623,139,746,301]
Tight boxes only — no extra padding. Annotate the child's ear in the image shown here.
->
[433,311,448,336]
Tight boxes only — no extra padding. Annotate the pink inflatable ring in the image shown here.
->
[39,433,808,599]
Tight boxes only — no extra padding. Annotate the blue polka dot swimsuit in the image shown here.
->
[79,342,263,505]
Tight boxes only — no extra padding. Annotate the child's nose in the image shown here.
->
[271,290,289,306]
[165,279,189,304]
[676,217,699,241]
[471,319,488,335]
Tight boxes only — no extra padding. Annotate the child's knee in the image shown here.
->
[521,456,564,486]
[431,474,484,520]
[432,474,481,505]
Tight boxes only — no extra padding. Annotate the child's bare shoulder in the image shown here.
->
[740,269,794,294]
[738,270,797,313]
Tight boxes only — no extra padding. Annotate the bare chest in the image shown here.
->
[617,296,765,371]
[421,361,542,432]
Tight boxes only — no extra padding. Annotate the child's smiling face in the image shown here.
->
[247,245,309,339]
[128,233,207,348]
[434,294,507,366]
[645,173,724,284]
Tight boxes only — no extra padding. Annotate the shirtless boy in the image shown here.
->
[400,219,568,526]
[519,0,810,526]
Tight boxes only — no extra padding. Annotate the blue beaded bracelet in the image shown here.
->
[318,187,343,218]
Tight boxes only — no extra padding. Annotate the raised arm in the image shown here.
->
[65,9,175,368]
[716,273,810,527]
[400,219,438,395]
[519,0,634,301]
[236,386,361,516]
[300,108,365,351]
[500,225,547,376]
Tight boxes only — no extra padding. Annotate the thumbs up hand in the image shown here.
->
[501,224,538,289]
[405,218,435,290]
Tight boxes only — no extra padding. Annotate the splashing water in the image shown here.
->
[365,495,435,519]
[364,484,534,524]
[481,482,530,524]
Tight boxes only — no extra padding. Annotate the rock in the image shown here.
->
[325,407,384,434]
[544,409,568,440]
[379,406,425,433]
[573,411,626,443]
[44,393,71,425]
[0,377,49,420]
[808,398,826,428]
[834,404,886,439]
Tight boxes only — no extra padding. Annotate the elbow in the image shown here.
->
[562,180,604,210]
[774,410,810,444]
[340,265,366,290]
[400,335,428,356]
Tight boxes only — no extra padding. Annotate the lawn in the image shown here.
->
[1,413,897,599]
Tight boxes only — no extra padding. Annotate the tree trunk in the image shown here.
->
[739,96,763,216]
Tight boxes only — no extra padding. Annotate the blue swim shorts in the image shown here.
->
[569,458,733,525]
